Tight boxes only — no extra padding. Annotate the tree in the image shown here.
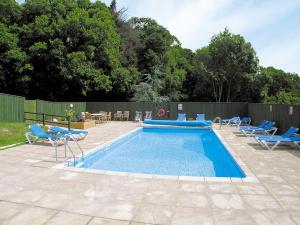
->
[3,0,123,101]
[260,66,300,104]
[109,0,141,67]
[110,66,141,100]
[132,67,169,104]
[129,17,179,74]
[61,51,111,100]
[264,91,300,105]
[163,46,191,101]
[0,0,22,25]
[183,47,214,101]
[207,28,259,102]
[0,22,31,95]
[0,0,299,104]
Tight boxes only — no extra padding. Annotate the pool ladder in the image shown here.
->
[213,117,222,130]
[65,139,84,167]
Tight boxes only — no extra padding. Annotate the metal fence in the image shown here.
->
[0,93,25,122]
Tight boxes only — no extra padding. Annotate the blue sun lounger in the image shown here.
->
[49,126,88,140]
[256,127,298,142]
[257,135,300,150]
[49,126,85,159]
[239,117,251,126]
[239,120,269,131]
[241,122,277,136]
[25,124,71,160]
[221,117,240,125]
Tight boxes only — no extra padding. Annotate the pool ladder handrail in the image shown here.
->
[213,117,222,130]
[65,138,84,167]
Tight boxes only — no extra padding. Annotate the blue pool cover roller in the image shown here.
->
[143,119,213,127]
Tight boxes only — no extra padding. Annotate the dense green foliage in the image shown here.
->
[0,0,299,104]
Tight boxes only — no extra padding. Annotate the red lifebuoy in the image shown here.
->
[157,107,166,117]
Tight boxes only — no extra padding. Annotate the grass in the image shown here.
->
[0,122,29,148]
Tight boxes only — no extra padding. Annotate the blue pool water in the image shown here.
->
[76,128,245,178]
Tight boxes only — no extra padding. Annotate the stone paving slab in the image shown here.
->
[0,122,299,224]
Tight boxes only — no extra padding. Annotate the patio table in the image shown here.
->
[91,113,107,123]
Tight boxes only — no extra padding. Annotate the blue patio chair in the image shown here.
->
[257,135,300,150]
[177,113,186,121]
[25,124,71,161]
[196,114,205,121]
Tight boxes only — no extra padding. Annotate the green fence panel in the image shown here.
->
[169,102,248,120]
[24,100,37,122]
[0,93,25,122]
[36,100,86,121]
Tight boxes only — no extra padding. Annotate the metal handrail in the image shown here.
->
[24,111,66,118]
[72,136,84,163]
[65,140,77,166]
[213,117,222,130]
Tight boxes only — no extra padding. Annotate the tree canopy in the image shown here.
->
[0,0,299,104]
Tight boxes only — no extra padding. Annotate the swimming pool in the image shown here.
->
[73,128,245,178]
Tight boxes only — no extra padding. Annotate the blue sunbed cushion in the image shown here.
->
[239,120,269,130]
[257,127,298,140]
[258,135,300,143]
[30,124,69,140]
[50,126,88,135]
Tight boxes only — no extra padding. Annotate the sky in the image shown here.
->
[102,0,300,74]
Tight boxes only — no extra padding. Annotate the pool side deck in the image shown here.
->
[0,122,300,225]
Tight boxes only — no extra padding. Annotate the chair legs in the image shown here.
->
[25,132,38,144]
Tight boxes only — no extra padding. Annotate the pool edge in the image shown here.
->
[53,127,258,183]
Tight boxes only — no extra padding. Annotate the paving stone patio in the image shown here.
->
[0,122,300,225]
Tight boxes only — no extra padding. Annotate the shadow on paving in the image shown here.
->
[247,142,300,158]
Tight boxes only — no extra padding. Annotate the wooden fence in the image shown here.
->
[87,102,299,132]
[1,92,299,133]
[0,93,86,123]
[0,93,25,122]
[86,102,248,121]
[248,103,300,132]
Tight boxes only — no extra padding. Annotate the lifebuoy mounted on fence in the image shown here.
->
[157,107,166,117]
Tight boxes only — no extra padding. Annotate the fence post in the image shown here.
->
[42,113,45,126]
